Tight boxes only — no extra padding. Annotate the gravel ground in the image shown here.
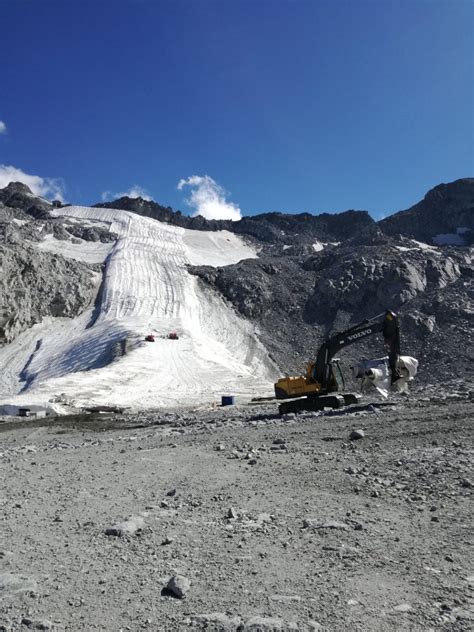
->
[0,391,473,631]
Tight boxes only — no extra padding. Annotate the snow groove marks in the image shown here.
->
[51,206,194,334]
[96,213,189,324]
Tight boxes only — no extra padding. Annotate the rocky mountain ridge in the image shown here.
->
[0,178,472,387]
[380,178,474,245]
[97,177,474,247]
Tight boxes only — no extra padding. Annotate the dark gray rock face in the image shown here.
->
[231,210,375,245]
[0,185,114,347]
[0,243,98,344]
[379,178,474,244]
[304,244,461,322]
[190,243,472,382]
[96,196,375,245]
[0,182,52,220]
[95,196,218,231]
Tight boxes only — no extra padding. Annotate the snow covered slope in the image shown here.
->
[0,206,278,414]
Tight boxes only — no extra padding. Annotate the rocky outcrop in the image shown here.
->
[98,179,474,249]
[379,178,474,244]
[304,245,461,322]
[97,196,375,245]
[63,223,117,243]
[95,196,220,231]
[0,182,52,219]
[0,243,99,344]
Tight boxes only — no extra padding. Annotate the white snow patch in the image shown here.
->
[0,206,276,414]
[395,240,440,254]
[182,228,257,266]
[411,240,438,251]
[312,242,324,252]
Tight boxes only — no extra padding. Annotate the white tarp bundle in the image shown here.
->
[351,356,418,398]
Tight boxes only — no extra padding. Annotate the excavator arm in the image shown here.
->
[312,310,400,389]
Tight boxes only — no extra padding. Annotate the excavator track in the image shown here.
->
[278,393,360,415]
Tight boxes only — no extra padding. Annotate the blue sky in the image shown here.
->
[0,0,472,220]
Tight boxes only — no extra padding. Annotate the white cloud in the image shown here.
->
[101,185,152,202]
[177,175,242,221]
[0,121,6,134]
[0,164,65,201]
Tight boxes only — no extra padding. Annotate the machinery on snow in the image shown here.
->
[274,310,418,414]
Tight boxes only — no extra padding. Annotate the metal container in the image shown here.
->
[221,395,235,406]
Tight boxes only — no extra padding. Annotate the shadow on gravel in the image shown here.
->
[0,413,147,434]
[248,401,397,423]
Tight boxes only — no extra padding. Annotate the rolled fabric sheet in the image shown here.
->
[365,367,386,380]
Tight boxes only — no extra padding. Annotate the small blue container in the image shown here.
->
[221,395,235,406]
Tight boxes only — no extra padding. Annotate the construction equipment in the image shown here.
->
[275,310,413,414]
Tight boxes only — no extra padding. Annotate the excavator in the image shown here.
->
[275,310,416,414]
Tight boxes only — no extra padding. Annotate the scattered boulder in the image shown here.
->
[350,429,365,441]
[227,507,239,519]
[104,515,145,537]
[163,574,191,599]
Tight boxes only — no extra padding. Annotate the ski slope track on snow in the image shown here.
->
[0,206,278,414]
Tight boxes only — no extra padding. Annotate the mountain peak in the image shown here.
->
[3,181,34,196]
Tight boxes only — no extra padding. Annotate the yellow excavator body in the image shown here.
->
[274,364,322,399]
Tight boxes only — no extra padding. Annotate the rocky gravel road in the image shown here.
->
[0,393,473,631]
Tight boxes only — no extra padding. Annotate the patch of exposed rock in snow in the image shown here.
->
[35,233,115,264]
[0,206,277,415]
